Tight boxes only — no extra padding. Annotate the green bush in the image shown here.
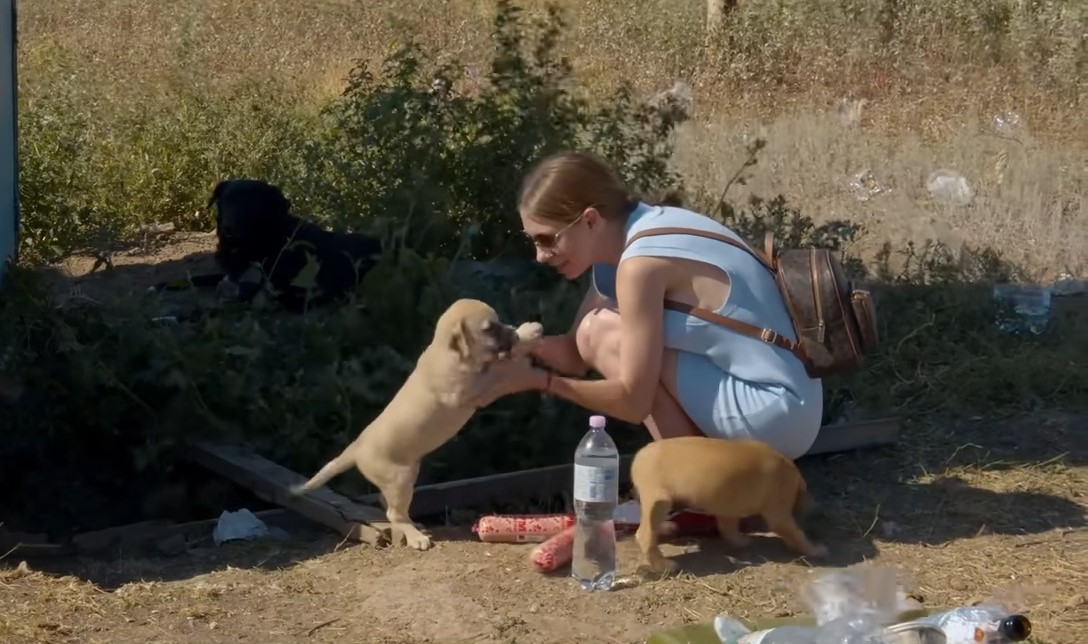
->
[3,0,1085,536]
[287,0,684,260]
[1,0,682,533]
[17,71,313,265]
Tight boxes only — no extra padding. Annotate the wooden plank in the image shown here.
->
[353,416,901,518]
[184,442,392,547]
[72,519,176,553]
[806,416,900,456]
[0,530,74,559]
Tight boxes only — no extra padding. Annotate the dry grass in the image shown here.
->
[1,413,1086,643]
[6,2,1087,642]
[16,0,1088,279]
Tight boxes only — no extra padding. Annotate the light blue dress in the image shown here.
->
[591,202,823,459]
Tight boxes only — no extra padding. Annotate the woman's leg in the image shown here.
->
[574,306,702,440]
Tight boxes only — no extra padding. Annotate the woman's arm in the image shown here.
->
[531,284,608,377]
[539,257,668,424]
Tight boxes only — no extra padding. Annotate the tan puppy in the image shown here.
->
[291,298,543,550]
[629,436,828,574]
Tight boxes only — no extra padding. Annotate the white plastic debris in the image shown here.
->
[1052,274,1087,297]
[926,169,975,206]
[991,110,1025,137]
[212,508,274,545]
[847,168,890,201]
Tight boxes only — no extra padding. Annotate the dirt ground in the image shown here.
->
[5,240,1087,643]
[2,411,1086,644]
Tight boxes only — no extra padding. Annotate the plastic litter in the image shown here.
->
[211,508,289,545]
[847,169,891,202]
[926,170,974,206]
[992,283,1052,335]
[990,111,1024,137]
[914,605,1031,643]
[713,566,923,643]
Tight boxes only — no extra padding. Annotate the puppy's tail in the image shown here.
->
[289,451,357,496]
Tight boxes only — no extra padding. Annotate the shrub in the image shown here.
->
[287,0,685,260]
[17,74,314,265]
[3,0,1084,538]
[0,0,684,534]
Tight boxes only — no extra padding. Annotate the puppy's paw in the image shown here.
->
[636,557,678,579]
[398,525,434,551]
[515,321,544,342]
[805,542,829,559]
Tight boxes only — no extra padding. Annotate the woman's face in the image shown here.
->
[520,206,601,280]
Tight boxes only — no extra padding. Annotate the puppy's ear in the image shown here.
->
[208,180,228,209]
[448,319,474,361]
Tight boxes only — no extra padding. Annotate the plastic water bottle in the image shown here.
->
[726,625,819,643]
[915,604,1031,643]
[571,414,619,591]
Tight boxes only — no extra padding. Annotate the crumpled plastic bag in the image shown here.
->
[212,508,289,545]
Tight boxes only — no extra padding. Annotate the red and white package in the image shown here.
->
[472,513,575,543]
[529,524,575,573]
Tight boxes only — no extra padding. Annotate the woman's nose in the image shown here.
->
[534,246,552,263]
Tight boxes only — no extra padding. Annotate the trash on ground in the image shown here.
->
[992,283,1052,335]
[1052,274,1086,297]
[926,169,975,206]
[991,111,1025,137]
[847,168,891,201]
[704,566,1031,644]
[212,508,289,545]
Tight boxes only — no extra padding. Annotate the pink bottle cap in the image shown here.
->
[589,415,607,428]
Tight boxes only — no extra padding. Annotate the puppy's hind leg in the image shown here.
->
[375,462,433,551]
[714,515,752,550]
[762,507,828,560]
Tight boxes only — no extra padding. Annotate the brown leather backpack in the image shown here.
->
[624,226,878,378]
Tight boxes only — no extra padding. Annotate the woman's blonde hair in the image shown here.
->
[517,150,686,226]
[517,150,636,226]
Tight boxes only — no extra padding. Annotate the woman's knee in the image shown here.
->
[574,306,621,376]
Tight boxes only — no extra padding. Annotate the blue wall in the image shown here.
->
[0,0,17,285]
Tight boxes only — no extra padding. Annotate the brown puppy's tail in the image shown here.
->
[290,449,357,496]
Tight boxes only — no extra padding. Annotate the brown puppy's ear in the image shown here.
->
[449,318,474,361]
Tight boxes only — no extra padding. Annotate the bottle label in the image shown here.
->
[573,463,618,502]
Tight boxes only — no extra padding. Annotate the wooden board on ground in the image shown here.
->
[353,416,901,518]
[184,442,393,547]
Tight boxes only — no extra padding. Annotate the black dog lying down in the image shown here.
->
[161,178,383,312]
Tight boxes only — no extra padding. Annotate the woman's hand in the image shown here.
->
[469,355,548,409]
[529,334,588,377]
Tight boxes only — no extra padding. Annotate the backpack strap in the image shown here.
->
[622,226,805,359]
[625,226,775,272]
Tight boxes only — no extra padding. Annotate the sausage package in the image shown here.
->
[472,513,575,543]
[529,525,575,572]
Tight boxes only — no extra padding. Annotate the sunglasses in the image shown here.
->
[524,208,591,252]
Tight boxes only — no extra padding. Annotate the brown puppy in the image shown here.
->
[629,436,827,574]
[291,298,543,550]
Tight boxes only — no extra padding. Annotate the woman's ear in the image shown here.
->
[584,206,603,229]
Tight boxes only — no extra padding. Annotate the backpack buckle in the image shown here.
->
[760,328,780,345]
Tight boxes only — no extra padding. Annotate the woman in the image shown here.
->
[474,150,823,460]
